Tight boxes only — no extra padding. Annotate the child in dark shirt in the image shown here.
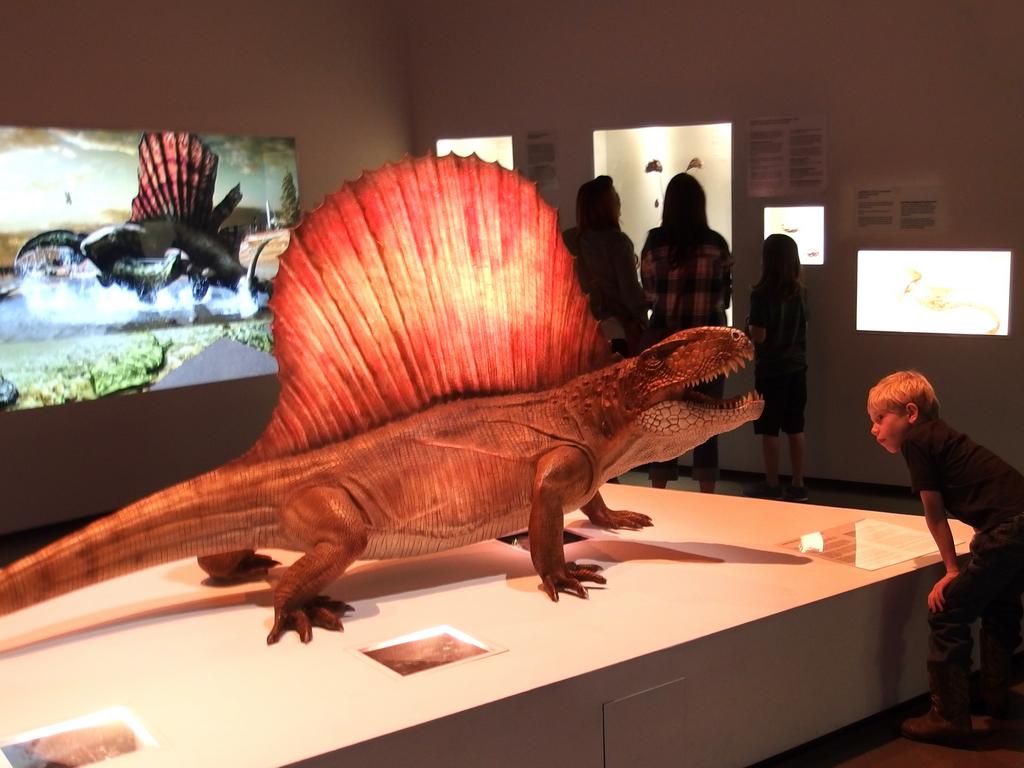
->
[745,234,808,502]
[868,370,1024,745]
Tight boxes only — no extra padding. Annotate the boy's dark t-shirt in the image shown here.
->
[748,286,807,377]
[901,418,1024,531]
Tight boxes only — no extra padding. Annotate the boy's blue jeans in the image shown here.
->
[929,514,1024,667]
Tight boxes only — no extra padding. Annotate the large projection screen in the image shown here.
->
[856,249,1011,336]
[0,126,296,413]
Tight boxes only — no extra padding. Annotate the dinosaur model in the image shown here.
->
[0,155,762,644]
[15,132,268,301]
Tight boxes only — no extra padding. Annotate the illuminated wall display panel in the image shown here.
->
[763,206,824,265]
[593,123,732,263]
[856,250,1011,336]
[0,126,297,412]
[436,136,514,170]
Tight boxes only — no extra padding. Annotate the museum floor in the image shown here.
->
[1,472,1022,766]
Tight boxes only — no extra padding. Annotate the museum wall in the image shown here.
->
[0,0,413,531]
[0,0,411,210]
[402,0,1024,486]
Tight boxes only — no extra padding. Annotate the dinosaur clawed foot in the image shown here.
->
[199,551,281,584]
[267,596,354,645]
[221,552,281,581]
[541,561,606,602]
[586,507,653,530]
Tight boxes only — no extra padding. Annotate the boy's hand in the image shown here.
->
[919,491,961,613]
[928,571,959,612]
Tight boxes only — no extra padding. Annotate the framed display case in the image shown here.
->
[593,123,732,261]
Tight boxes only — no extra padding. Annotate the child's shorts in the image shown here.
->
[753,369,807,436]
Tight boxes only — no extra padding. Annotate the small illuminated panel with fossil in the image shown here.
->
[763,206,825,265]
[436,136,514,170]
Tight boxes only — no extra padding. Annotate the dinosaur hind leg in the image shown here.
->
[268,486,368,645]
[198,550,281,582]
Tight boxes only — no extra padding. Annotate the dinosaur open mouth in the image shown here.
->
[679,390,762,411]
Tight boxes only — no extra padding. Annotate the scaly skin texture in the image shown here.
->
[0,327,762,644]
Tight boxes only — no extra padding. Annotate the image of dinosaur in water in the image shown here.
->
[0,127,297,411]
[14,132,271,302]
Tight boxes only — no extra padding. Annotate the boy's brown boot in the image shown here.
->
[977,630,1014,717]
[901,662,972,746]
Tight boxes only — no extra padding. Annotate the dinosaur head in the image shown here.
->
[624,326,763,451]
[80,223,146,272]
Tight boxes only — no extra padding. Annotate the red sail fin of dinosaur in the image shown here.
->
[129,132,218,228]
[245,154,615,461]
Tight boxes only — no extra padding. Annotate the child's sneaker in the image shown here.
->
[784,485,809,502]
[743,482,783,499]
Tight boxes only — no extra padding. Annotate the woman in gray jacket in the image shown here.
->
[562,176,648,356]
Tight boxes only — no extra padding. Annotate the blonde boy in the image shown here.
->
[868,371,1024,745]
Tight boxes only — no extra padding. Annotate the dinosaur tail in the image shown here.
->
[0,467,282,617]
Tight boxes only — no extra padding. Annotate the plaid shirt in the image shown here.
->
[641,227,732,336]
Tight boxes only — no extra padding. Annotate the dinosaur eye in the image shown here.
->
[639,350,666,373]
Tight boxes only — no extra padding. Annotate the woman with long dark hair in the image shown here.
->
[744,233,809,501]
[640,172,732,492]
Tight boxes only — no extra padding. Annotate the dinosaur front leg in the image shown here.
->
[581,492,653,531]
[268,486,368,644]
[198,550,281,582]
[529,446,607,601]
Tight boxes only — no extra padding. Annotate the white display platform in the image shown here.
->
[0,485,973,768]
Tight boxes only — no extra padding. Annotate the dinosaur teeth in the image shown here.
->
[676,388,763,413]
